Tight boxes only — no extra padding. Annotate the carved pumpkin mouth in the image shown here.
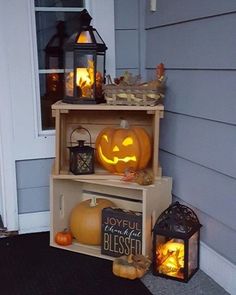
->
[98,146,137,164]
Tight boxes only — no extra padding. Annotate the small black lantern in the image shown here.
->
[152,201,202,283]
[63,9,107,104]
[68,127,95,175]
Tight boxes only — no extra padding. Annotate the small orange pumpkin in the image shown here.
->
[95,120,152,174]
[55,229,72,246]
[70,197,115,245]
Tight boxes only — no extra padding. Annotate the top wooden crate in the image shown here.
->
[51,101,164,178]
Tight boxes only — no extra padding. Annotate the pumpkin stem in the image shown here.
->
[120,119,129,129]
[90,196,97,207]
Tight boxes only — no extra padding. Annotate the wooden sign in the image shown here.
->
[101,207,142,257]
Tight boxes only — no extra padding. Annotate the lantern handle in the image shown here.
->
[70,126,92,147]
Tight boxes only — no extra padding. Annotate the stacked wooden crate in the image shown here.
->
[50,101,172,260]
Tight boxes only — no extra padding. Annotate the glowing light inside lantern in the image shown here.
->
[76,59,94,97]
[157,239,185,279]
[77,31,91,43]
[76,68,93,87]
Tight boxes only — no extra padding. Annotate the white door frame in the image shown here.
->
[0,6,18,230]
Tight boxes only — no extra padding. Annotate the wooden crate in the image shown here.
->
[51,101,164,178]
[50,175,172,260]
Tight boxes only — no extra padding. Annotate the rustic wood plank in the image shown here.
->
[54,110,61,174]
[52,101,164,111]
[152,110,160,176]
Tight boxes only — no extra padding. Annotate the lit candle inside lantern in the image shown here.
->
[157,239,185,279]
[76,60,94,98]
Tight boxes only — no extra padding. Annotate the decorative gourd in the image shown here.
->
[95,120,151,174]
[55,229,72,246]
[113,254,151,280]
[70,197,115,245]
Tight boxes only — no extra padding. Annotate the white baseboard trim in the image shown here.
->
[18,211,50,234]
[200,241,236,295]
[18,212,236,294]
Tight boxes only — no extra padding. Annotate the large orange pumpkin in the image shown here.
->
[69,197,115,245]
[95,120,152,174]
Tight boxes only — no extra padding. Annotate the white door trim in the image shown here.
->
[0,6,19,231]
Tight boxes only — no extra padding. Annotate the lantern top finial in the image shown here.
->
[78,9,92,28]
[154,201,201,236]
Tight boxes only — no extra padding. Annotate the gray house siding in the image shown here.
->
[145,0,236,264]
[114,0,146,78]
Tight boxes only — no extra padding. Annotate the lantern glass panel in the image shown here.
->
[65,51,74,98]
[93,30,104,44]
[188,232,199,277]
[96,54,105,99]
[155,235,185,280]
[74,52,95,99]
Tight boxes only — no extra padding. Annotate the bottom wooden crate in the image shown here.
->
[50,176,172,260]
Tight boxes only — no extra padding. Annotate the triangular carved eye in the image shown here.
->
[102,134,108,142]
[122,137,133,146]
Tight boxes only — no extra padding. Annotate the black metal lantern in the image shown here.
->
[152,201,202,283]
[63,9,107,104]
[68,127,95,175]
[45,21,68,101]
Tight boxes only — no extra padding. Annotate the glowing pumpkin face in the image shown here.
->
[95,125,151,174]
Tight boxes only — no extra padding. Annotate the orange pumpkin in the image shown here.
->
[95,120,151,174]
[70,197,115,245]
[55,229,72,246]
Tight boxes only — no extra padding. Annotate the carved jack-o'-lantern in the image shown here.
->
[95,120,152,174]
